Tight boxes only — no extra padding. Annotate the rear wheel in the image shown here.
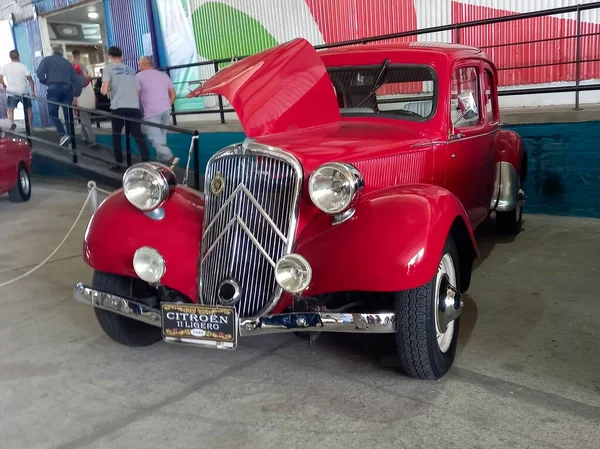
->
[92,271,162,347]
[394,236,461,380]
[8,163,31,202]
[496,206,522,235]
[496,171,525,235]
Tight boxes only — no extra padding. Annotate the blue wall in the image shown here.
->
[38,121,600,219]
[507,121,600,218]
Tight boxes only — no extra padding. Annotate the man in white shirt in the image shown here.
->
[0,50,35,131]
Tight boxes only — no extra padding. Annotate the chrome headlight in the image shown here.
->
[308,162,363,214]
[123,163,176,211]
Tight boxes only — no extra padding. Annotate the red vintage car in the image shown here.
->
[0,132,32,202]
[74,39,527,379]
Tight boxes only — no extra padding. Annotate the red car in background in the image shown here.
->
[74,39,527,380]
[0,132,31,202]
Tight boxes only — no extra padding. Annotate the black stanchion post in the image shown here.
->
[454,25,460,44]
[574,5,582,110]
[167,68,177,126]
[193,130,200,190]
[23,94,32,147]
[125,131,132,167]
[214,61,226,124]
[68,105,78,164]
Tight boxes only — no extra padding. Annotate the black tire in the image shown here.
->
[92,271,162,347]
[394,236,461,380]
[496,166,525,235]
[8,163,31,203]
[496,207,522,235]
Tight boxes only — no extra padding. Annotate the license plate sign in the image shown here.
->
[161,303,237,350]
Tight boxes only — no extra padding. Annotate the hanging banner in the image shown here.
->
[155,0,204,111]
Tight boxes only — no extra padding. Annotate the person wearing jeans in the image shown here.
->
[137,56,178,167]
[101,46,149,170]
[46,84,73,142]
[111,108,149,163]
[36,46,81,146]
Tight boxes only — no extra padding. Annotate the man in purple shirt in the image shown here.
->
[137,56,178,167]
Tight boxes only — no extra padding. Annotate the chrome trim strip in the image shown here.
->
[74,283,161,328]
[447,127,500,143]
[239,312,397,336]
[236,216,277,267]
[203,183,288,242]
[74,285,397,336]
[332,208,356,226]
[199,142,303,317]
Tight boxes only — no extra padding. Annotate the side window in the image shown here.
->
[450,67,480,128]
[484,70,498,124]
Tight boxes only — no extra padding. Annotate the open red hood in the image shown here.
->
[187,38,340,138]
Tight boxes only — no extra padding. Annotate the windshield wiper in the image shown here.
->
[355,58,390,108]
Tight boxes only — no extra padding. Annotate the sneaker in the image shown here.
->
[168,156,180,169]
[59,135,70,147]
[109,164,122,172]
[9,123,16,131]
[89,143,99,150]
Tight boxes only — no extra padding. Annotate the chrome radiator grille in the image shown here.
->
[200,144,302,317]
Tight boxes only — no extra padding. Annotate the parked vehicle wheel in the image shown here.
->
[92,271,162,347]
[496,180,523,235]
[8,163,31,203]
[394,236,461,380]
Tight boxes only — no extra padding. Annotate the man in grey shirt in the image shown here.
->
[101,46,149,170]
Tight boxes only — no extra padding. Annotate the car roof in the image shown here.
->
[318,42,486,61]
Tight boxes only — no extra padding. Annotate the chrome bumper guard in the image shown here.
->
[74,284,397,336]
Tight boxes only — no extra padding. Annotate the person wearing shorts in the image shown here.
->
[0,50,35,131]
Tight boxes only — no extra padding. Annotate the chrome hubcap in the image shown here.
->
[434,253,458,353]
[20,169,30,195]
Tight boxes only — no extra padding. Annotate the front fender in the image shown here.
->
[84,186,204,301]
[296,184,478,296]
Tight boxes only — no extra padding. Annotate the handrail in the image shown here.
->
[161,1,600,121]
[20,94,195,135]
[1,93,202,190]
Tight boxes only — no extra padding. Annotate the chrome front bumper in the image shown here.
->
[74,283,397,336]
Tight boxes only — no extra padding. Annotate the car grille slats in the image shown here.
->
[200,145,301,318]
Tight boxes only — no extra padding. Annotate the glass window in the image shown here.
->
[450,67,480,128]
[327,65,436,122]
[484,70,498,123]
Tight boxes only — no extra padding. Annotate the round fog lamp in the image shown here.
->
[275,254,312,294]
[133,247,166,284]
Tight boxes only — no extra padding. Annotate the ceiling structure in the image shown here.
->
[46,0,103,44]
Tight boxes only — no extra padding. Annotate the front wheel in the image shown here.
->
[394,236,462,380]
[92,271,162,347]
[8,163,31,202]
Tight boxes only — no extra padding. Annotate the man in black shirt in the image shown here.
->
[36,45,82,146]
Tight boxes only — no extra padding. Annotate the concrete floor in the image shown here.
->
[0,180,598,449]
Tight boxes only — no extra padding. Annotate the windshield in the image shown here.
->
[327,64,437,122]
